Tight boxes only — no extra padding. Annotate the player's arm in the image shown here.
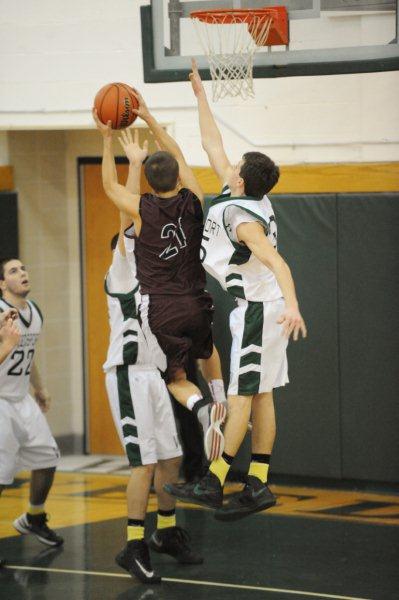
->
[0,317,20,365]
[189,59,233,184]
[237,221,307,341]
[30,362,51,413]
[130,89,204,204]
[117,212,132,258]
[92,109,142,226]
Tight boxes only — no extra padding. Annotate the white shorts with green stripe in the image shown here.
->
[105,365,182,467]
[228,298,289,396]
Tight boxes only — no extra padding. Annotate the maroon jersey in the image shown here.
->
[135,188,206,295]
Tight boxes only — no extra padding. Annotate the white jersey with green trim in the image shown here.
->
[0,298,43,402]
[202,190,282,302]
[103,235,166,372]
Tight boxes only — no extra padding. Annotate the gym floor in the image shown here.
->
[0,472,398,600]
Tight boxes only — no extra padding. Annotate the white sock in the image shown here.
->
[187,394,202,411]
[209,379,226,404]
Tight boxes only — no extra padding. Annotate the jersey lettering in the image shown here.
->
[204,218,221,237]
[6,348,35,376]
[159,218,187,261]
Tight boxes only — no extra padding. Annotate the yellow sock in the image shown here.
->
[127,525,145,542]
[248,461,269,484]
[209,456,231,486]
[28,504,45,516]
[157,511,176,530]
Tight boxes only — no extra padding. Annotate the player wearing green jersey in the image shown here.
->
[165,60,307,521]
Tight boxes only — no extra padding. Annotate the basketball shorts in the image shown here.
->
[140,292,214,381]
[105,365,182,467]
[0,394,60,485]
[228,297,289,396]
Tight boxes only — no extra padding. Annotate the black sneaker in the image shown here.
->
[164,471,223,510]
[214,476,276,522]
[115,539,161,584]
[149,526,203,565]
[13,513,64,547]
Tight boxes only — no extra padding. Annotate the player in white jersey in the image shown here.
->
[165,61,307,521]
[104,215,203,584]
[0,258,63,548]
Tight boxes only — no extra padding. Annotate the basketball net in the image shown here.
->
[191,10,275,101]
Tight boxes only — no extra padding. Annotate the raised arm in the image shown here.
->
[237,221,307,341]
[92,109,142,227]
[131,90,204,204]
[117,211,133,257]
[189,59,233,184]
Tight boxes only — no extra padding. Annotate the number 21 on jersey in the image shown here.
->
[159,218,187,260]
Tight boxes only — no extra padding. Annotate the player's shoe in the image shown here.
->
[149,526,203,565]
[197,402,227,461]
[164,471,223,510]
[13,513,64,547]
[214,476,276,522]
[115,539,161,584]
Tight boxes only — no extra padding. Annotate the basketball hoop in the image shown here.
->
[190,8,278,101]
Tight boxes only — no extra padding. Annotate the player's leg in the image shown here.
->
[142,292,226,461]
[12,395,63,546]
[198,344,227,405]
[215,299,287,521]
[0,399,21,566]
[164,392,253,509]
[215,392,277,522]
[164,300,258,508]
[106,366,161,584]
[30,466,56,506]
[148,375,203,564]
[150,457,202,564]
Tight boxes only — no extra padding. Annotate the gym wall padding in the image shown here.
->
[204,193,399,483]
[338,194,399,482]
[0,192,18,257]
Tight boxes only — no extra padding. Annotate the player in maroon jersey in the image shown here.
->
[93,102,226,462]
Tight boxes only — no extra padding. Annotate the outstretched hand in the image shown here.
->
[0,308,18,329]
[131,88,151,122]
[277,307,307,341]
[119,128,149,166]
[92,108,112,138]
[189,58,205,96]
[0,316,20,351]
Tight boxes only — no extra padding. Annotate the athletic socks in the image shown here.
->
[208,379,227,405]
[157,509,176,530]
[28,503,45,516]
[187,394,210,413]
[209,452,234,486]
[127,519,145,542]
[248,453,271,484]
[188,395,213,433]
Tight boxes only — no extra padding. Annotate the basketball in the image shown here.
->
[94,82,139,129]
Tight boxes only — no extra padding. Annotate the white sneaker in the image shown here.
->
[198,402,227,461]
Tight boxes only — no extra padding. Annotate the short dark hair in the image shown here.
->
[240,152,280,198]
[144,151,179,193]
[110,234,119,251]
[0,257,18,280]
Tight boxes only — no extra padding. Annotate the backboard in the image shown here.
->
[141,0,399,82]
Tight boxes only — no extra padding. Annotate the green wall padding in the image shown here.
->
[204,193,399,483]
[338,194,399,481]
